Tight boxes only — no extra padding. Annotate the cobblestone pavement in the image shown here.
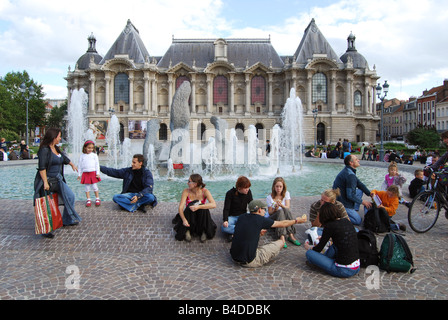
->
[1,158,447,300]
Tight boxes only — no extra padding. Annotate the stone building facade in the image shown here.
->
[66,19,381,146]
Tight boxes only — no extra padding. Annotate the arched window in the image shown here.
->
[354,90,362,107]
[114,73,129,104]
[255,123,264,140]
[312,73,327,103]
[235,123,245,140]
[213,75,228,104]
[176,76,190,89]
[197,123,206,141]
[251,76,266,105]
[159,123,168,141]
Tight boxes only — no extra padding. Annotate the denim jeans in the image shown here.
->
[221,215,239,234]
[345,189,363,225]
[306,245,360,278]
[113,193,156,212]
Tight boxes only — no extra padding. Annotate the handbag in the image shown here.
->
[47,177,59,193]
[34,191,63,234]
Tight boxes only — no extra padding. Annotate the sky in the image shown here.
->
[1,0,447,101]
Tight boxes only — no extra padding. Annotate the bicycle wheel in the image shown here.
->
[408,191,440,233]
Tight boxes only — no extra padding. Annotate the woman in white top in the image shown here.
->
[266,177,301,247]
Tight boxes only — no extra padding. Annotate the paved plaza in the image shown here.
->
[0,159,447,301]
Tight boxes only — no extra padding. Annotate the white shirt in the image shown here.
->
[266,191,291,208]
[78,152,100,177]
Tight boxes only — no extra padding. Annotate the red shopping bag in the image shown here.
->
[34,192,63,234]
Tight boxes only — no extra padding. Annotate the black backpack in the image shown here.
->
[357,229,379,267]
[363,205,391,233]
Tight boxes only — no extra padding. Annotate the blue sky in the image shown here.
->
[1,0,447,100]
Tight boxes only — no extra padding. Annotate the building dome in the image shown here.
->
[340,32,369,70]
[76,33,103,70]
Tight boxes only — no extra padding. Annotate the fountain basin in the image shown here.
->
[0,161,413,203]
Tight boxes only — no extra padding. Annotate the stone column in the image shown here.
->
[143,72,150,115]
[307,71,313,113]
[245,73,251,115]
[364,82,370,115]
[151,78,157,115]
[105,72,111,113]
[330,71,337,114]
[190,73,196,115]
[206,73,213,115]
[128,71,134,114]
[229,73,235,115]
[168,73,173,113]
[89,73,96,114]
[268,73,273,116]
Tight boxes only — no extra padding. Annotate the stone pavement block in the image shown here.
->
[0,189,447,300]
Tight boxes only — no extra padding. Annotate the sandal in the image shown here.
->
[288,236,301,246]
[86,200,91,207]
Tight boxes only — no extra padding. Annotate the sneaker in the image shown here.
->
[185,230,191,242]
[95,199,101,206]
[404,202,411,208]
[86,200,91,207]
[399,223,407,231]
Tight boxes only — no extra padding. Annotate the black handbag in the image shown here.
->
[47,177,59,193]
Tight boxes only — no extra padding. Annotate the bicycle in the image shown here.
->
[407,168,448,233]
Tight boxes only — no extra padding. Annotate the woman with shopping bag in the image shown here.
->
[33,128,81,238]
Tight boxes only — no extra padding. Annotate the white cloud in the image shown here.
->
[1,0,447,99]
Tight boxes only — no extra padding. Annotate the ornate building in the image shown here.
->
[66,19,380,146]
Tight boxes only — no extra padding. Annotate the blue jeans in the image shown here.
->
[345,189,363,225]
[221,215,239,234]
[306,245,360,278]
[113,193,156,212]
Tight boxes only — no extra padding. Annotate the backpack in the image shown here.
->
[357,229,379,267]
[363,205,390,233]
[379,233,416,273]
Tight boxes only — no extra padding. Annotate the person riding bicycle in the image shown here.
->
[425,131,448,190]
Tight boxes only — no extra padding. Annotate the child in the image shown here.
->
[371,185,406,231]
[381,161,408,205]
[78,140,101,207]
[409,169,425,199]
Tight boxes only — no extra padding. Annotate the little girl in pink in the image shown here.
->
[78,140,101,207]
[381,161,408,205]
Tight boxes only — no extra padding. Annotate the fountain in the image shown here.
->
[67,88,89,164]
[105,114,121,168]
[280,88,304,172]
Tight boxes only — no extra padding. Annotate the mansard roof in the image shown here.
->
[100,19,150,65]
[157,38,284,70]
[293,19,343,67]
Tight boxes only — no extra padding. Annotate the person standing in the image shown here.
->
[33,128,81,238]
[77,140,101,207]
[332,154,372,225]
[100,154,157,213]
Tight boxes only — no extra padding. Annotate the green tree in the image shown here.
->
[406,126,441,149]
[46,100,67,128]
[0,71,46,135]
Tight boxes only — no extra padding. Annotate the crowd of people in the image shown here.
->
[29,129,448,278]
[0,138,33,161]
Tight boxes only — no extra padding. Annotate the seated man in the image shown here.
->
[100,154,157,212]
[230,199,307,268]
[332,155,372,225]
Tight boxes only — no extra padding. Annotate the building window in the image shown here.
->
[251,76,266,105]
[312,73,327,103]
[235,123,245,140]
[159,123,168,141]
[213,75,228,104]
[354,90,362,107]
[176,76,190,89]
[197,123,206,141]
[114,73,129,104]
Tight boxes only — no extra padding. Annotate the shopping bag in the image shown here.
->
[34,192,63,234]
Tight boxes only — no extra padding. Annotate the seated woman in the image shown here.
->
[309,188,348,228]
[173,174,217,242]
[266,177,300,247]
[221,176,253,242]
[33,128,81,238]
[304,202,360,278]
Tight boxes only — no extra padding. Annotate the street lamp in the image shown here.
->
[376,80,389,162]
[20,82,35,147]
[312,107,318,149]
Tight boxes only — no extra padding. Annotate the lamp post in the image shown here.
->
[376,80,389,162]
[312,107,318,150]
[20,82,35,147]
